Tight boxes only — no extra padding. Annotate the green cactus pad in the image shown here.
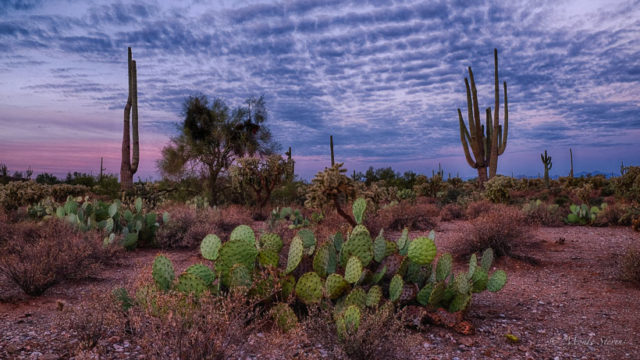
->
[448,293,471,313]
[260,233,283,253]
[313,242,337,278]
[471,267,489,292]
[352,198,367,225]
[271,303,298,333]
[481,248,494,272]
[217,239,258,287]
[258,249,280,268]
[371,266,387,284]
[295,272,323,305]
[341,231,373,267]
[366,285,382,308]
[397,228,409,255]
[229,263,252,289]
[343,305,361,334]
[428,281,446,306]
[134,197,143,213]
[416,283,433,306]
[152,255,175,291]
[175,272,207,296]
[389,274,404,302]
[350,224,370,239]
[405,260,427,285]
[230,225,256,245]
[286,236,304,274]
[436,253,453,281]
[454,273,470,294]
[333,232,344,252]
[280,275,296,300]
[325,273,349,299]
[467,253,478,279]
[185,264,215,285]
[345,256,363,284]
[487,270,507,292]
[385,241,398,257]
[408,237,437,266]
[373,230,387,262]
[200,234,221,261]
[344,287,367,309]
[297,229,316,254]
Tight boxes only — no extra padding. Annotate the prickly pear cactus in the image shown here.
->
[366,285,382,308]
[230,225,256,245]
[373,230,387,263]
[185,263,215,285]
[286,236,304,274]
[271,303,298,333]
[436,253,453,281]
[343,305,361,334]
[343,287,367,309]
[487,270,507,292]
[229,263,252,289]
[352,198,366,224]
[408,236,437,266]
[345,256,363,284]
[341,231,373,267]
[297,229,316,255]
[258,249,280,268]
[481,248,494,272]
[313,242,337,278]
[200,234,221,261]
[217,239,258,287]
[295,272,323,305]
[260,233,283,253]
[152,255,174,291]
[325,273,349,299]
[389,274,403,302]
[175,272,207,296]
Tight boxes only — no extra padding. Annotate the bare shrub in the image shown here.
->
[214,204,254,234]
[522,200,564,227]
[0,219,115,296]
[621,247,640,286]
[302,304,408,360]
[465,200,494,220]
[440,203,464,222]
[366,202,439,234]
[454,205,530,260]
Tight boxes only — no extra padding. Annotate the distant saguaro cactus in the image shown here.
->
[457,48,508,185]
[569,148,574,178]
[121,47,139,191]
[541,150,552,188]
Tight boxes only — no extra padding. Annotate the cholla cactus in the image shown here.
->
[230,154,289,208]
[305,163,357,226]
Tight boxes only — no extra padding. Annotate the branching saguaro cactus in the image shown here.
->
[541,150,552,188]
[121,47,139,191]
[457,48,508,185]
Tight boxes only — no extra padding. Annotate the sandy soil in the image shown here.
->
[1,223,639,359]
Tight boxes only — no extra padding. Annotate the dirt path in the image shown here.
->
[1,225,639,359]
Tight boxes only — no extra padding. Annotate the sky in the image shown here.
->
[0,0,639,181]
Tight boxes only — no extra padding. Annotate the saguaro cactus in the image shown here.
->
[121,47,139,191]
[330,135,335,166]
[569,148,574,178]
[541,150,552,188]
[457,48,508,185]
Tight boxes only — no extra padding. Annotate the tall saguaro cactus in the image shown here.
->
[121,47,139,191]
[569,148,574,178]
[457,48,508,185]
[330,135,335,166]
[541,150,552,188]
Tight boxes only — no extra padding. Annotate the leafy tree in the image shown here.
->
[230,155,292,208]
[158,95,278,205]
[35,172,60,185]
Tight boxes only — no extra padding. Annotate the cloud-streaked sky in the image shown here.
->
[1,0,639,180]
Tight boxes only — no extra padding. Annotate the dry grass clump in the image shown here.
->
[621,247,640,286]
[454,205,530,260]
[440,203,465,222]
[0,219,115,296]
[366,202,439,234]
[302,304,408,360]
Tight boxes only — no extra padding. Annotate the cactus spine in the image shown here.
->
[541,150,552,188]
[569,148,574,178]
[457,48,508,185]
[121,47,139,191]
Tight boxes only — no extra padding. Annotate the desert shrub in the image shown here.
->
[465,199,494,219]
[65,290,126,350]
[303,304,407,360]
[574,183,597,205]
[366,201,439,234]
[592,202,628,227]
[270,180,307,206]
[455,205,529,259]
[615,166,640,202]
[483,175,513,203]
[0,181,90,210]
[620,247,640,286]
[440,203,464,222]
[522,200,564,226]
[0,219,115,296]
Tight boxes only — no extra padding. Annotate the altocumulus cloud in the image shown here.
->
[0,0,639,179]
